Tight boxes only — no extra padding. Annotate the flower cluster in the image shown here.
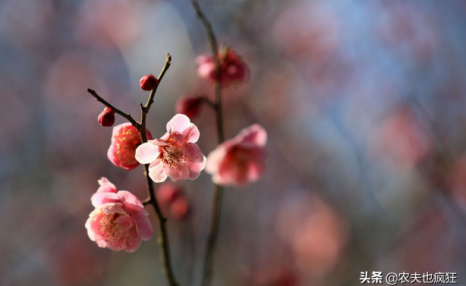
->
[86,47,267,255]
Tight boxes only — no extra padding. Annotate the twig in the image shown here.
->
[199,96,216,108]
[87,89,140,128]
[144,54,172,112]
[192,2,225,286]
[138,54,178,286]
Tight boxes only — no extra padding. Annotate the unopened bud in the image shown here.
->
[175,96,202,119]
[98,107,115,127]
[139,74,158,91]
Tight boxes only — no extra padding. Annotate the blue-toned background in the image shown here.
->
[1,0,466,285]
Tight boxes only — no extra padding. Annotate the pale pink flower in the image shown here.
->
[85,178,153,252]
[108,123,152,170]
[206,124,267,186]
[196,47,249,86]
[135,114,206,183]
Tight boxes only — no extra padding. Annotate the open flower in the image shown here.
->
[85,178,153,252]
[196,47,249,87]
[108,123,152,170]
[206,124,267,186]
[135,114,206,182]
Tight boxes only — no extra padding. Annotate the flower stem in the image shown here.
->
[139,54,179,286]
[192,2,225,286]
[87,89,140,129]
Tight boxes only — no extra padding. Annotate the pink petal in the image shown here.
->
[85,218,97,241]
[106,234,127,252]
[116,191,146,215]
[182,124,200,143]
[101,203,126,215]
[166,163,189,182]
[116,215,134,231]
[91,192,120,208]
[183,143,204,163]
[111,122,131,137]
[149,159,168,183]
[205,147,227,175]
[97,177,117,191]
[135,142,160,164]
[247,160,266,183]
[196,54,214,64]
[198,62,216,79]
[107,145,122,167]
[123,229,142,252]
[134,214,153,240]
[238,124,267,147]
[166,114,191,134]
[187,155,207,180]
[152,138,169,146]
[87,211,105,241]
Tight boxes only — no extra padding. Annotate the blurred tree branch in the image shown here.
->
[192,1,225,286]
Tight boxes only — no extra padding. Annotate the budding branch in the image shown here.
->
[87,53,179,286]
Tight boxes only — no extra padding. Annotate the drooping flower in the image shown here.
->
[139,74,158,91]
[98,107,115,127]
[175,96,202,119]
[135,114,206,182]
[206,124,267,186]
[196,46,249,86]
[108,123,152,170]
[85,177,153,252]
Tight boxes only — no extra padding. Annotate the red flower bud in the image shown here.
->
[175,96,202,119]
[98,107,115,127]
[139,74,158,91]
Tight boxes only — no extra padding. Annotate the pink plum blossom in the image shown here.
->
[108,123,152,170]
[85,177,153,252]
[206,124,267,186]
[135,114,206,183]
[196,47,249,87]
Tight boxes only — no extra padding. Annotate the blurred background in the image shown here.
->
[1,0,466,285]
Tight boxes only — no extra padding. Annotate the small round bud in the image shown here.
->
[175,96,202,119]
[139,74,158,91]
[98,107,115,127]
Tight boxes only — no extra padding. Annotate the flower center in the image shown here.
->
[100,213,123,243]
[161,143,185,166]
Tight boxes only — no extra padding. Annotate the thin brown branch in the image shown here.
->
[87,89,140,128]
[199,96,216,108]
[138,55,178,286]
[144,53,172,112]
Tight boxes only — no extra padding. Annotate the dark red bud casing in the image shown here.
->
[98,107,115,127]
[140,74,159,91]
